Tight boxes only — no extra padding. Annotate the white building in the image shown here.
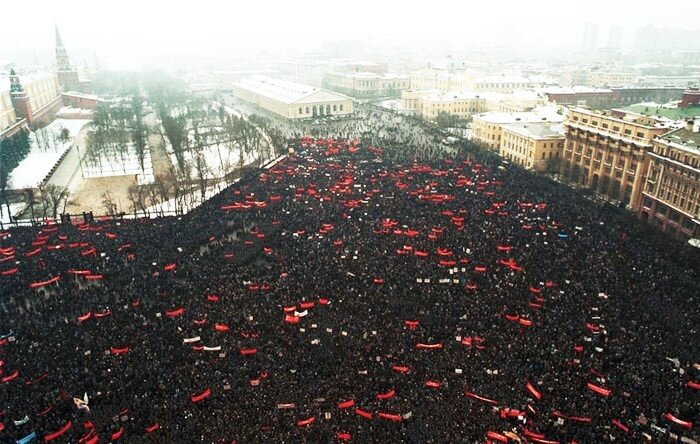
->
[231,76,353,119]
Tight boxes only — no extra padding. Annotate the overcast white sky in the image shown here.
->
[1,0,698,55]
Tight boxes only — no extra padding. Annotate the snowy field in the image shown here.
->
[169,142,245,180]
[82,142,155,185]
[8,119,90,190]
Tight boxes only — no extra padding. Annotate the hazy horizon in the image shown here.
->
[1,0,699,69]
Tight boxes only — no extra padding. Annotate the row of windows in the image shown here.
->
[298,104,344,115]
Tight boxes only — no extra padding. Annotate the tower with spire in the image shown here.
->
[55,25,71,71]
[8,68,34,125]
[54,25,80,91]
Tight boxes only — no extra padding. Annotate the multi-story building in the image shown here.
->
[0,84,16,135]
[469,76,530,93]
[471,107,565,151]
[6,69,62,128]
[587,71,636,88]
[402,89,547,120]
[231,76,353,119]
[639,120,699,240]
[413,91,485,120]
[560,108,672,209]
[323,72,409,98]
[499,122,565,172]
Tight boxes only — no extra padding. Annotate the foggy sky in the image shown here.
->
[1,0,699,58]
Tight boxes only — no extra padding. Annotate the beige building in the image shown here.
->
[471,107,565,151]
[324,72,409,98]
[499,122,565,172]
[22,72,62,116]
[231,76,353,119]
[470,76,530,92]
[0,86,16,134]
[639,121,700,240]
[560,108,672,210]
[587,71,636,88]
[402,89,548,121]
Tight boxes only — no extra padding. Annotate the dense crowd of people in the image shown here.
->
[0,136,698,443]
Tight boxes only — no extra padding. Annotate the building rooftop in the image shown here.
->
[234,75,321,104]
[473,106,565,124]
[422,90,483,102]
[657,122,700,151]
[501,122,565,139]
[544,86,614,94]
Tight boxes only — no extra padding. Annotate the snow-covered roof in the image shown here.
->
[422,90,484,102]
[501,122,565,140]
[544,86,614,94]
[63,91,98,100]
[472,75,529,84]
[473,106,565,124]
[234,76,350,104]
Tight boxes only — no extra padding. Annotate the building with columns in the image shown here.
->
[560,108,672,210]
[639,120,699,240]
[231,76,353,119]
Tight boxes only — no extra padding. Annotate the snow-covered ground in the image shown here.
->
[0,202,28,225]
[82,142,155,185]
[169,141,243,180]
[8,119,91,190]
[376,99,403,112]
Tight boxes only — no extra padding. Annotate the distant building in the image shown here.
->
[587,71,636,88]
[231,76,353,119]
[469,76,530,93]
[545,86,684,108]
[679,88,700,108]
[639,120,700,240]
[471,107,565,151]
[323,71,409,98]
[560,108,672,209]
[54,26,90,93]
[607,25,624,51]
[499,122,565,172]
[582,23,599,53]
[402,89,546,120]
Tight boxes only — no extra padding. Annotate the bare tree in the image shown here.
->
[101,190,117,218]
[40,184,70,220]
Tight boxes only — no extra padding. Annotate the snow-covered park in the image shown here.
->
[82,141,155,185]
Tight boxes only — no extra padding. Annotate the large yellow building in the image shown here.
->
[402,89,547,122]
[499,122,565,172]
[560,108,672,210]
[639,121,700,240]
[22,72,62,115]
[471,107,565,151]
[323,72,409,98]
[231,76,353,119]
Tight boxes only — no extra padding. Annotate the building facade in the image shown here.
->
[560,108,672,209]
[323,72,409,98]
[231,76,353,119]
[0,87,16,134]
[471,107,565,151]
[639,121,700,240]
[587,71,636,88]
[499,122,565,172]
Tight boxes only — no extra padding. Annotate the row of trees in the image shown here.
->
[0,130,31,223]
[85,95,149,174]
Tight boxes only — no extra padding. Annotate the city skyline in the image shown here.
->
[1,0,699,63]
